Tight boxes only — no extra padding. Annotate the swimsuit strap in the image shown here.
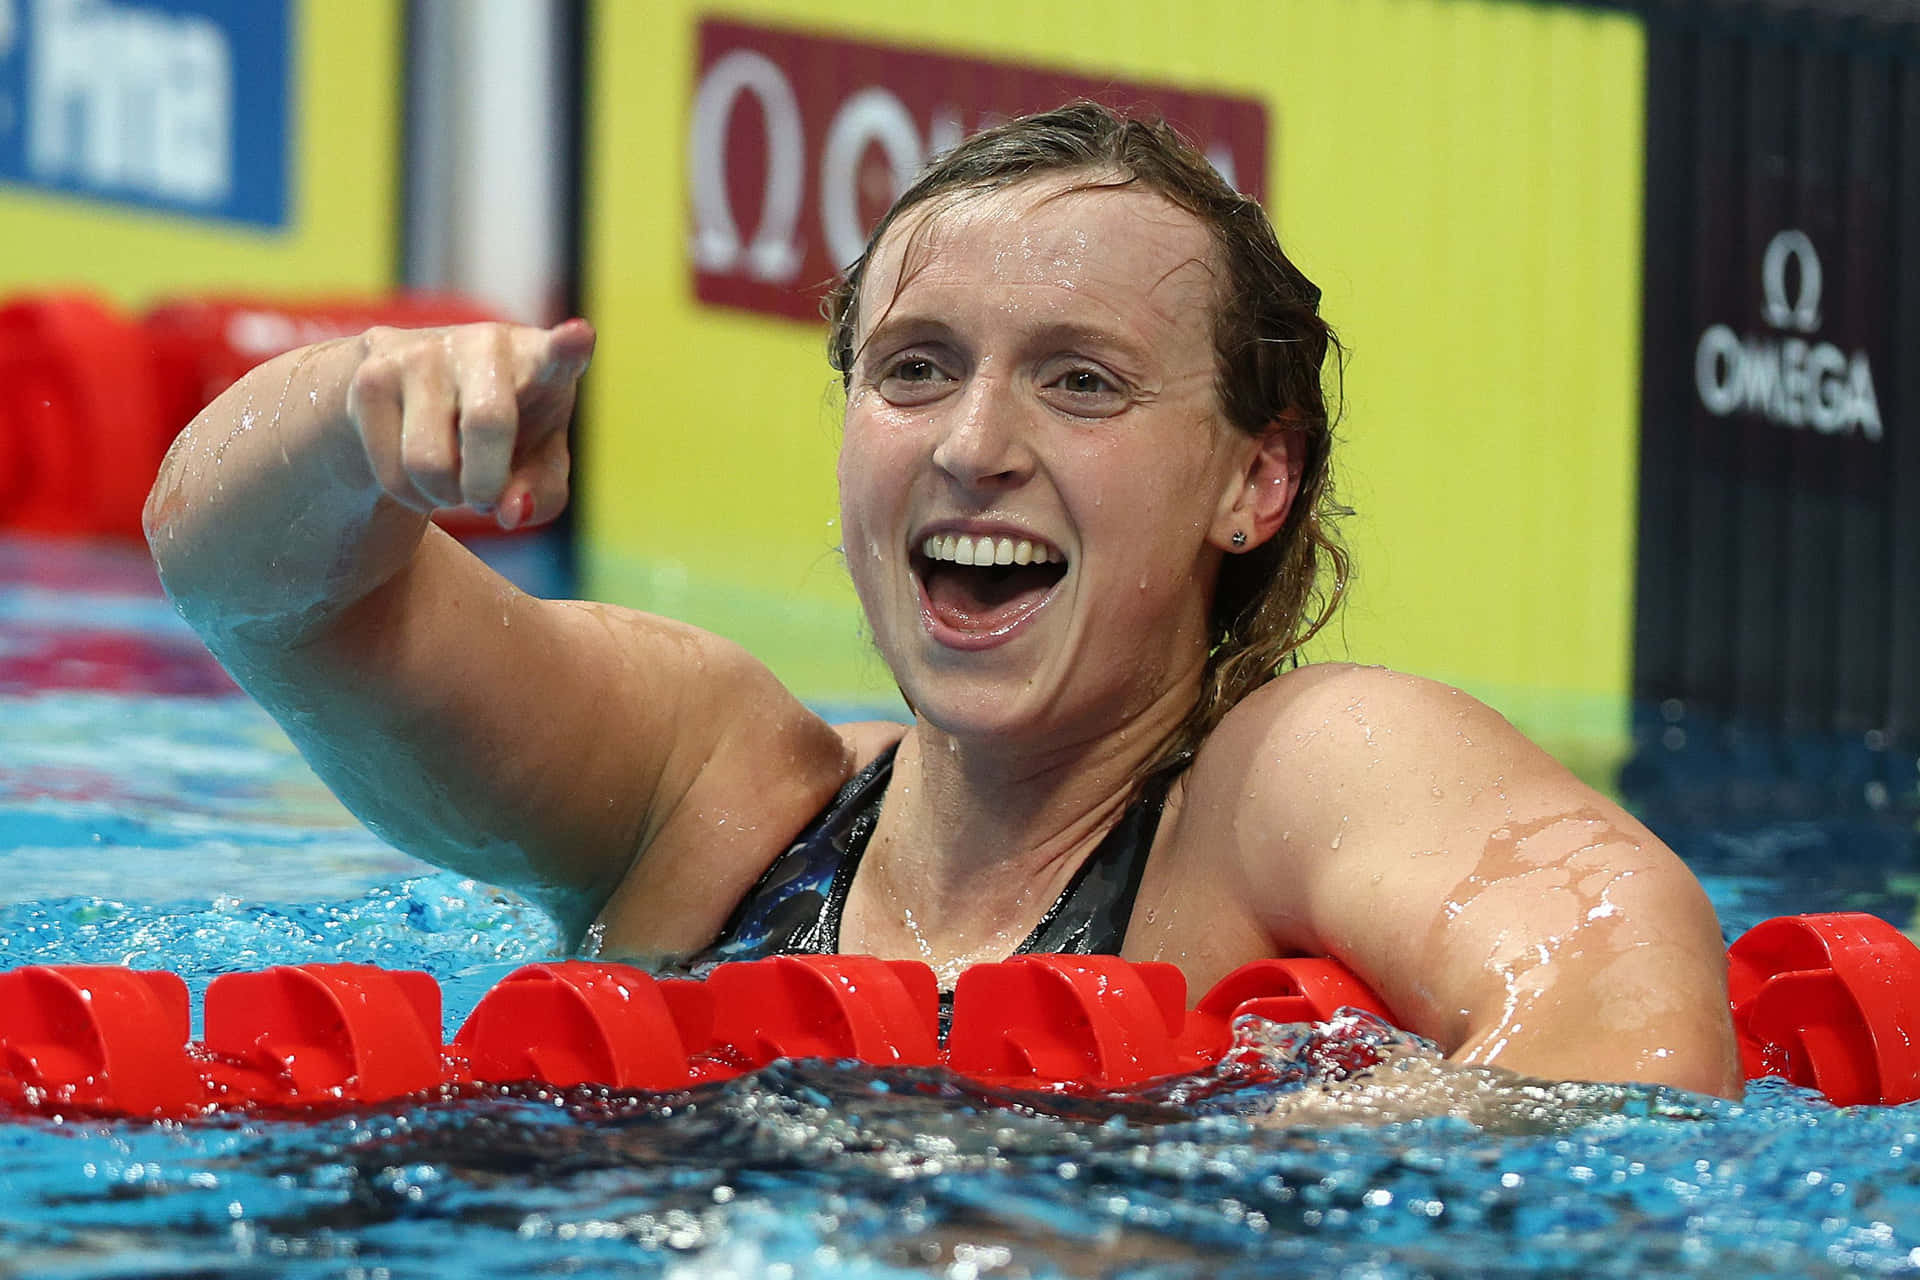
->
[1010,764,1175,956]
[692,743,896,966]
[694,743,1177,968]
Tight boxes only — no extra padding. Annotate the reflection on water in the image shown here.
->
[1620,701,1920,940]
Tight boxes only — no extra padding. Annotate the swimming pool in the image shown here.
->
[4,533,1919,1279]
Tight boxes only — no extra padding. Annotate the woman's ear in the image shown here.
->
[1209,421,1305,553]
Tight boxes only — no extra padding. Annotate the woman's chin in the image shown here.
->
[903,686,1045,744]
[882,630,1195,752]
[891,662,1077,744]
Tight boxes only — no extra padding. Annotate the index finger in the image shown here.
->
[539,318,596,386]
[508,319,596,449]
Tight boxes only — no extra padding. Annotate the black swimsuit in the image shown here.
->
[692,743,1177,970]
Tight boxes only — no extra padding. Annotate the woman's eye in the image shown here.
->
[871,354,954,404]
[1058,369,1113,395]
[877,355,949,390]
[1046,365,1129,415]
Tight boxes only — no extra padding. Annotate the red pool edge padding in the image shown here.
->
[0,291,501,541]
[1,912,1915,1119]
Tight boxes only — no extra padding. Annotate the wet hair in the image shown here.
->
[826,101,1348,773]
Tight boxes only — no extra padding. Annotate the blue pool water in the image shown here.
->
[4,533,1920,1278]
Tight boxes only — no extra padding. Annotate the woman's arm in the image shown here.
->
[144,322,848,943]
[1205,664,1742,1096]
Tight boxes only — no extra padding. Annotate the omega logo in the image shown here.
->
[1693,230,1882,441]
[689,53,963,286]
[683,21,1266,323]
[1760,229,1822,333]
[688,48,806,284]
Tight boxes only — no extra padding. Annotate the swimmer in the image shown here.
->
[144,104,1741,1096]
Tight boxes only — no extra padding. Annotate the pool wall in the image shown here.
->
[1,0,1910,775]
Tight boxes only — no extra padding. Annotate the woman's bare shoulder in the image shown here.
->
[1194,662,1511,771]
[1180,663,1739,1093]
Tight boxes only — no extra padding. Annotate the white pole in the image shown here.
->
[404,0,571,325]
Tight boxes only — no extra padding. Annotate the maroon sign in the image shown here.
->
[688,17,1270,322]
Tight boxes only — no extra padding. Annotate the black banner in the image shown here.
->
[1633,0,1920,741]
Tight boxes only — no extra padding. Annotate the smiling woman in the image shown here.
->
[143,102,1742,1098]
[831,158,1312,775]
[828,111,1345,781]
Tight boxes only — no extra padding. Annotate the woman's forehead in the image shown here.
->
[858,176,1218,335]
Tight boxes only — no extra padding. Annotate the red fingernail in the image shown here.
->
[498,491,534,531]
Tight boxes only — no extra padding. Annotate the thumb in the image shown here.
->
[496,429,571,532]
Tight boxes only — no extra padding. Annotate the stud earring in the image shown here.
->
[1230,530,1248,548]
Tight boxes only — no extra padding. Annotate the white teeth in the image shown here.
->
[918,534,1062,567]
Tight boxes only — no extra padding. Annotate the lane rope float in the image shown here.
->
[2,912,1914,1118]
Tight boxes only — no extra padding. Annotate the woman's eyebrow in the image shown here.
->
[1020,320,1157,373]
[857,313,959,361]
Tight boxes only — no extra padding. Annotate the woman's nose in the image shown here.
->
[930,375,1032,489]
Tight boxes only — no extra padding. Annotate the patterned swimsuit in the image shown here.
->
[690,743,1177,969]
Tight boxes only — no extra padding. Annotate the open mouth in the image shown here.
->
[913,532,1068,636]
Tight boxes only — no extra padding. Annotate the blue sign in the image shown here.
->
[0,0,290,227]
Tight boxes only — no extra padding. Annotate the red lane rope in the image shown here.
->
[3,913,1915,1118]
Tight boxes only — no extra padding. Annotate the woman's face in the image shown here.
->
[838,174,1257,747]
